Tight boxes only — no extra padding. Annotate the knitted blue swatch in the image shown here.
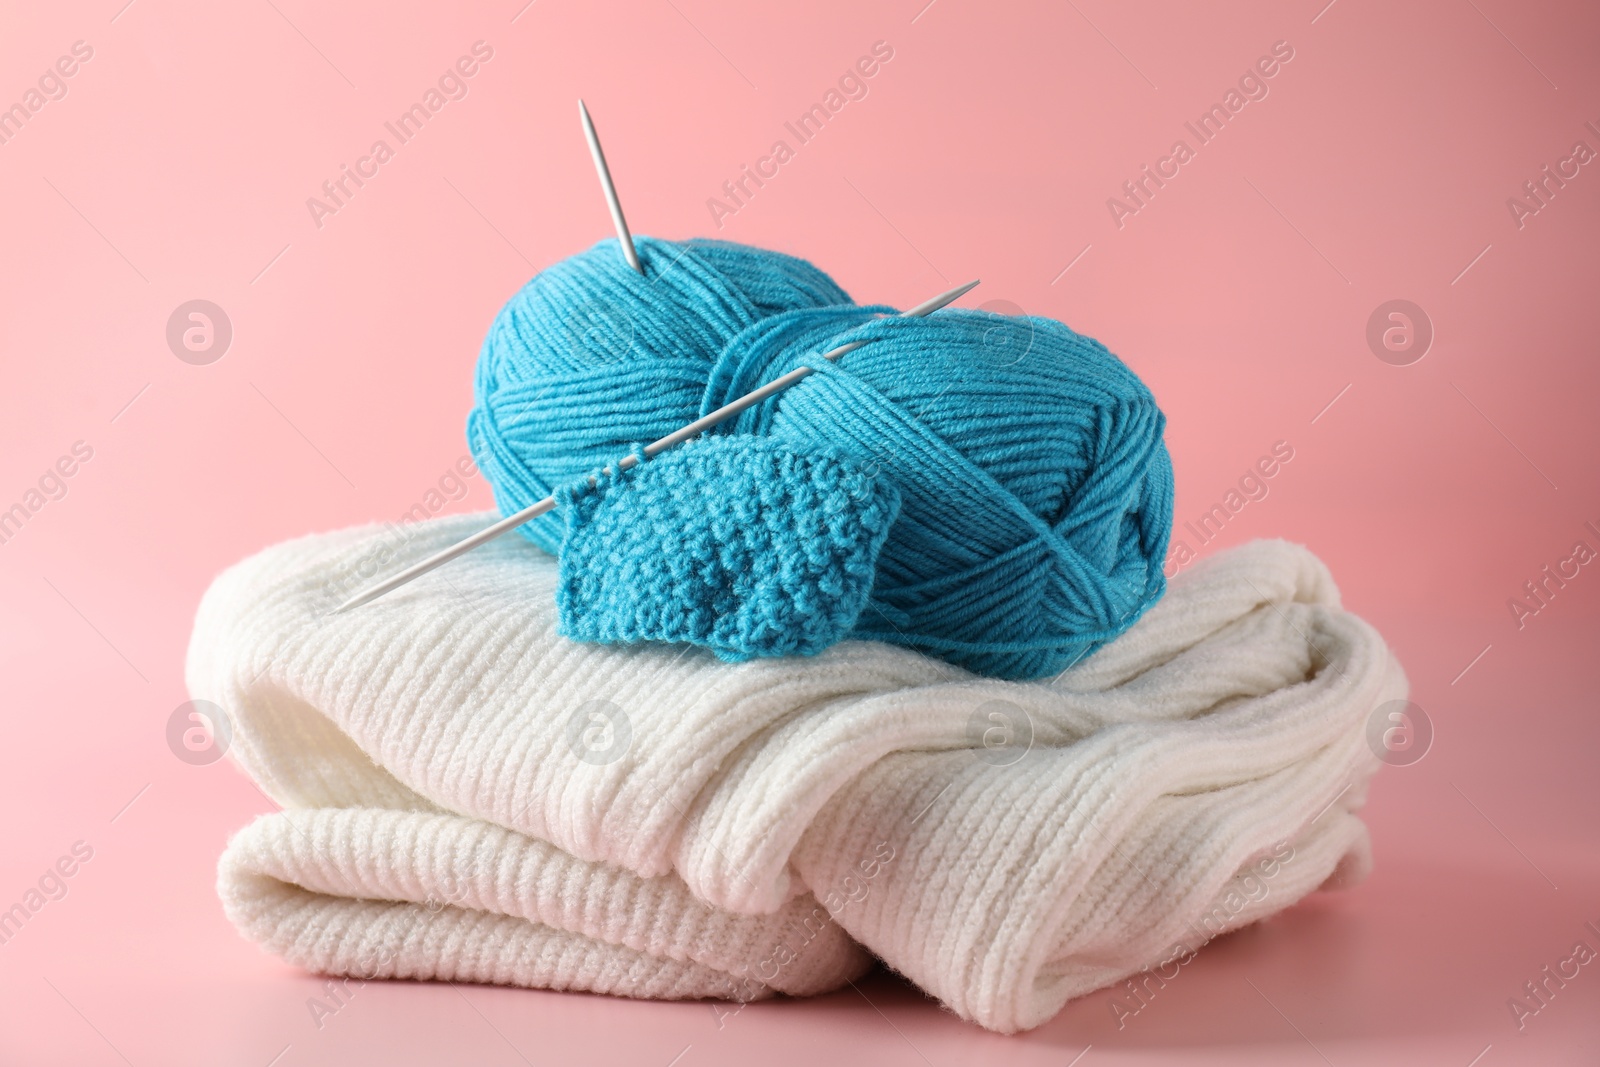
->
[554,436,900,661]
[468,236,1174,680]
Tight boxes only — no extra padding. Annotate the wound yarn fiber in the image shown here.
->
[468,236,1174,680]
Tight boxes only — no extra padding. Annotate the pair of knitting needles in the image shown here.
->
[332,102,978,614]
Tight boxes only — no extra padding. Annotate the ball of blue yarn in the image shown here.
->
[468,236,1174,680]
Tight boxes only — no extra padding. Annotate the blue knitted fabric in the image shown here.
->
[555,436,900,661]
[468,236,1174,680]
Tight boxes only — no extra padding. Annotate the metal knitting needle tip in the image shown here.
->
[578,99,642,275]
[904,277,979,316]
[331,278,980,614]
[821,278,981,360]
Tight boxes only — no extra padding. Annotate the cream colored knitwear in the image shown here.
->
[191,514,1406,1032]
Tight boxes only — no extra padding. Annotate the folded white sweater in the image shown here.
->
[190,515,1406,1032]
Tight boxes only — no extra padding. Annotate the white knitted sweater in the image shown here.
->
[190,515,1406,1032]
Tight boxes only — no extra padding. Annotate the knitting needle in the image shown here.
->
[578,99,642,274]
[332,278,980,614]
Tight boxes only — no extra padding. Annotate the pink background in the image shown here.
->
[2,0,1597,1063]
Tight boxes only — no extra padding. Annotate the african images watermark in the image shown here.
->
[565,700,632,766]
[0,440,94,548]
[1506,520,1599,631]
[1108,943,1199,1029]
[166,699,232,766]
[706,41,896,229]
[321,454,483,603]
[305,41,495,230]
[708,840,898,1028]
[0,841,95,949]
[1506,918,1600,1032]
[305,945,399,1030]
[1506,119,1599,231]
[306,977,371,1030]
[1107,40,1296,229]
[1366,299,1433,366]
[1163,440,1294,577]
[306,884,470,1029]
[749,845,895,984]
[0,40,94,149]
[166,300,233,365]
[968,699,1034,767]
[1108,840,1296,1029]
[1366,699,1433,767]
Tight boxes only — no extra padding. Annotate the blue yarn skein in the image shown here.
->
[468,236,1174,680]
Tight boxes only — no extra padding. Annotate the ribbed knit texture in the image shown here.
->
[220,808,863,999]
[556,436,900,660]
[192,514,1405,1033]
[467,237,1174,679]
